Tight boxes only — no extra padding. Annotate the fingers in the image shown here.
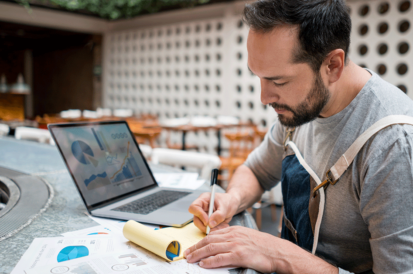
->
[189,193,234,230]
[209,222,229,232]
[188,194,210,226]
[185,234,228,258]
[193,216,207,233]
[208,225,232,235]
[186,241,234,264]
[208,210,225,229]
[199,253,237,269]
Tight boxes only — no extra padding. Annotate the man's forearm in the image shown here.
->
[226,165,264,214]
[274,238,339,274]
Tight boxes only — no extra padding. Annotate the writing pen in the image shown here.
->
[206,168,219,235]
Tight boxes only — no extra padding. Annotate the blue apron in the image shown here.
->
[276,116,413,273]
[280,128,326,254]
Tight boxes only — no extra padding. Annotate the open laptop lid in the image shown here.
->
[48,121,158,212]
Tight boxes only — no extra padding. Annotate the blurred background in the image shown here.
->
[0,0,411,233]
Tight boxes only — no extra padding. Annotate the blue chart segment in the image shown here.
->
[72,141,94,165]
[91,128,104,151]
[84,172,111,190]
[57,246,89,262]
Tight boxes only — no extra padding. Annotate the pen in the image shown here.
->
[206,169,219,235]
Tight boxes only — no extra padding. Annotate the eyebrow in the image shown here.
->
[247,66,287,81]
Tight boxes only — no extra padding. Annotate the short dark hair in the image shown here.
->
[243,0,351,71]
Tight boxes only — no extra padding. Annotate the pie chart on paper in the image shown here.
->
[57,245,89,262]
[71,140,96,165]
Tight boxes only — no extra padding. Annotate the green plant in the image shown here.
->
[15,0,211,20]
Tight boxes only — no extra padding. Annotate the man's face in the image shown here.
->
[247,26,331,127]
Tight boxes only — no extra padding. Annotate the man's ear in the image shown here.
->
[322,49,345,84]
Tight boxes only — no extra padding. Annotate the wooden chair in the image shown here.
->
[164,127,199,151]
[218,130,255,184]
[248,127,282,231]
[36,114,66,129]
[254,127,268,146]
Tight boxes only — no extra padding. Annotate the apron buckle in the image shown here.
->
[326,170,338,186]
[312,170,338,197]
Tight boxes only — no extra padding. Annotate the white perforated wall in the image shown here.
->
[103,0,412,152]
[348,0,412,96]
[103,7,276,153]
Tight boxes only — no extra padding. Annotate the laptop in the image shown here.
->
[49,121,205,227]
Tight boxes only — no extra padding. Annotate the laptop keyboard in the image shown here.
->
[112,190,191,215]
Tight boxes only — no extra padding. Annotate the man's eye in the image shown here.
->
[273,82,287,87]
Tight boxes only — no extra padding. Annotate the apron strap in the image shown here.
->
[285,141,325,254]
[313,115,413,195]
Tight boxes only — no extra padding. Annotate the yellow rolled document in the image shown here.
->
[123,220,205,262]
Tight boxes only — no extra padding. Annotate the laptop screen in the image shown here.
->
[50,122,156,206]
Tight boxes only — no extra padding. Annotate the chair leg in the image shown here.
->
[278,205,284,237]
[270,204,277,222]
[256,207,262,230]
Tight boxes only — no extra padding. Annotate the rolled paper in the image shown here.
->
[123,220,181,261]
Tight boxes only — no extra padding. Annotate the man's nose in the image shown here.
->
[260,79,279,105]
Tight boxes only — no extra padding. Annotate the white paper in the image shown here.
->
[23,241,229,274]
[171,259,231,274]
[26,253,230,274]
[87,215,159,237]
[154,173,205,189]
[11,237,128,274]
[25,251,173,274]
[61,225,115,237]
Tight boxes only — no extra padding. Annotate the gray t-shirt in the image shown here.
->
[244,70,413,274]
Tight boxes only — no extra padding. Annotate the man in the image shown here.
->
[184,0,413,273]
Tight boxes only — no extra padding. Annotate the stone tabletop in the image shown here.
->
[0,138,259,274]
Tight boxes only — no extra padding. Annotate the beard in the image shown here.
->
[270,73,330,127]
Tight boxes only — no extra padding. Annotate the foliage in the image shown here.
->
[15,0,211,20]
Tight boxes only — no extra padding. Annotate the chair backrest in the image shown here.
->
[151,148,221,180]
[15,127,54,145]
[0,124,10,136]
[139,144,153,160]
[224,132,255,159]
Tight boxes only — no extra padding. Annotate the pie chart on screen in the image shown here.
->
[71,140,95,165]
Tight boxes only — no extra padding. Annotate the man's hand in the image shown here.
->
[188,192,240,233]
[184,226,339,274]
[184,226,277,273]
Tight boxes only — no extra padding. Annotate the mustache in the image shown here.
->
[269,102,294,113]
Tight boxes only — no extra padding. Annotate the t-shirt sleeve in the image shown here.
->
[360,135,413,273]
[244,121,285,191]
